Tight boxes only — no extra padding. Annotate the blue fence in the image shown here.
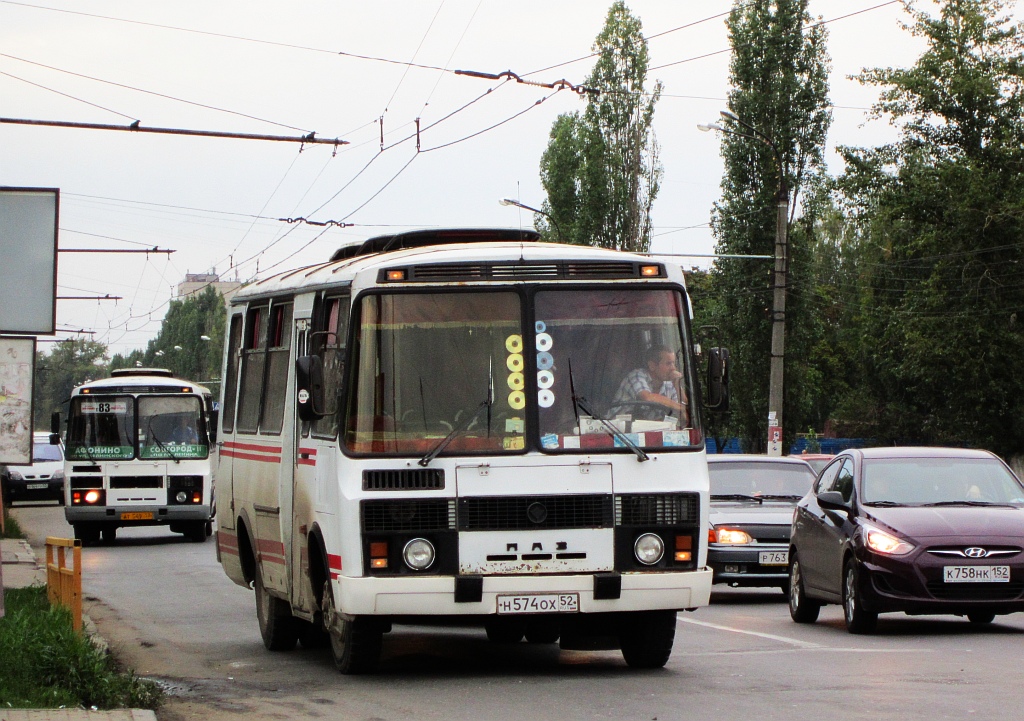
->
[706,437,871,455]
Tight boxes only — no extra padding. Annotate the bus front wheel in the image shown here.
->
[322,580,382,674]
[619,610,676,669]
[73,523,100,546]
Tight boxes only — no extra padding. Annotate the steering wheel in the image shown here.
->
[604,400,678,419]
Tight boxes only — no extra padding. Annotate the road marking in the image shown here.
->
[677,616,821,648]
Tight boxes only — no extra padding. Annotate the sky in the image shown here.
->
[0,0,981,356]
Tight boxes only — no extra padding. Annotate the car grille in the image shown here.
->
[616,493,699,526]
[362,499,457,532]
[926,581,1024,601]
[363,468,444,491]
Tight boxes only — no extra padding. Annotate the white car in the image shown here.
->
[3,432,65,504]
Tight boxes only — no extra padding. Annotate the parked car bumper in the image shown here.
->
[708,542,790,587]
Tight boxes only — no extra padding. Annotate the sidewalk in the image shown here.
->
[0,537,158,721]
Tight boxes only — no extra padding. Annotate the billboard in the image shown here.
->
[0,187,59,334]
[0,336,35,465]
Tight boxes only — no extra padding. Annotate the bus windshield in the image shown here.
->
[139,396,207,459]
[67,395,136,460]
[346,291,522,455]
[534,288,700,451]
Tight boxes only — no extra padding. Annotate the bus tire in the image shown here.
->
[322,580,382,674]
[484,618,526,643]
[101,526,117,544]
[619,610,676,669]
[74,523,100,546]
[254,562,297,651]
[185,521,208,543]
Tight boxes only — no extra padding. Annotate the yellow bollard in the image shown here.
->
[45,536,82,632]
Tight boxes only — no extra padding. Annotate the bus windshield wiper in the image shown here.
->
[711,493,762,504]
[568,358,648,462]
[148,427,180,464]
[419,358,494,467]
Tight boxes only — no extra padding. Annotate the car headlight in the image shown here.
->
[51,469,64,481]
[402,538,435,571]
[711,527,754,545]
[862,523,915,556]
[634,533,665,565]
[8,470,23,481]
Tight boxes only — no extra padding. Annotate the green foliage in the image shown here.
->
[706,0,832,451]
[110,285,226,395]
[1,507,24,538]
[32,339,109,430]
[539,1,662,252]
[836,0,1024,456]
[0,586,162,709]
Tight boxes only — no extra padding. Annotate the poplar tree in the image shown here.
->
[538,1,662,252]
[708,0,831,450]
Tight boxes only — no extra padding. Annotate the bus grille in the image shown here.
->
[615,494,699,526]
[362,499,456,532]
[363,468,444,491]
[458,495,613,531]
[110,476,163,489]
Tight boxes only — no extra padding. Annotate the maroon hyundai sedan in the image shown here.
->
[788,447,1024,633]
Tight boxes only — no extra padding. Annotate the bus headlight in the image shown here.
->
[634,533,665,565]
[402,538,435,571]
[176,491,188,503]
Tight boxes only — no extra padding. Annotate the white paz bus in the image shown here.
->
[60,368,217,544]
[215,228,729,673]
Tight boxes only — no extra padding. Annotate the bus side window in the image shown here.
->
[221,314,243,434]
[260,302,293,435]
[312,294,349,439]
[236,304,268,434]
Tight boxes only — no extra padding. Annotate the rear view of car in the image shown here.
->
[3,432,65,504]
[707,455,817,594]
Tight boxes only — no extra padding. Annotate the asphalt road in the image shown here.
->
[12,502,1024,721]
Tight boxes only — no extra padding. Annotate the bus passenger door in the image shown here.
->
[215,313,244,533]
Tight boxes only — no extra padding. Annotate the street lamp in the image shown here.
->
[699,109,790,456]
[499,198,565,242]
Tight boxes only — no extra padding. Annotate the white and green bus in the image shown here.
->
[61,368,217,544]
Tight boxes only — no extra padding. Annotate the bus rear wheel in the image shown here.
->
[73,523,100,546]
[619,610,677,669]
[322,580,382,674]
[254,563,297,651]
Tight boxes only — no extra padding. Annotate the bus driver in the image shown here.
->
[610,345,689,424]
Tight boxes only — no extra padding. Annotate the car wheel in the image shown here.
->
[619,610,677,669]
[967,612,995,624]
[788,554,821,623]
[322,580,382,674]
[254,562,297,651]
[843,559,878,634]
[185,521,208,543]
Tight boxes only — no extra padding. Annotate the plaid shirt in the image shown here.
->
[610,368,678,420]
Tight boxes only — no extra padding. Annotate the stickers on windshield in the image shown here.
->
[535,322,556,409]
[506,334,527,410]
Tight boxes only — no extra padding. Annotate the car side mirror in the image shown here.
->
[50,411,61,436]
[817,490,849,511]
[706,347,730,413]
[296,355,327,422]
[208,409,219,444]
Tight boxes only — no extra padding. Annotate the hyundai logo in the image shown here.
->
[964,547,989,558]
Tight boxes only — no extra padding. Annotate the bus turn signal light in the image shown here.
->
[370,541,388,569]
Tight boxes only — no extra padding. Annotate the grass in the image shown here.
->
[0,586,163,710]
[1,506,23,539]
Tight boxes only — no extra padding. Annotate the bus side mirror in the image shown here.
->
[706,347,730,413]
[50,411,61,437]
[296,355,326,422]
[208,409,219,444]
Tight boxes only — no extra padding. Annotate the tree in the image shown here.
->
[33,339,108,429]
[836,0,1024,456]
[538,1,662,252]
[110,286,226,396]
[707,0,832,451]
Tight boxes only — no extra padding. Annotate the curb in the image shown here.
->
[0,711,157,721]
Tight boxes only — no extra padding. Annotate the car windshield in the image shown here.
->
[31,441,62,463]
[861,458,1024,504]
[709,461,816,498]
[534,288,700,452]
[67,395,136,460]
[138,396,207,459]
[345,291,523,456]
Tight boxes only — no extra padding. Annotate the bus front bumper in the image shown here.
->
[64,505,213,524]
[335,568,713,617]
